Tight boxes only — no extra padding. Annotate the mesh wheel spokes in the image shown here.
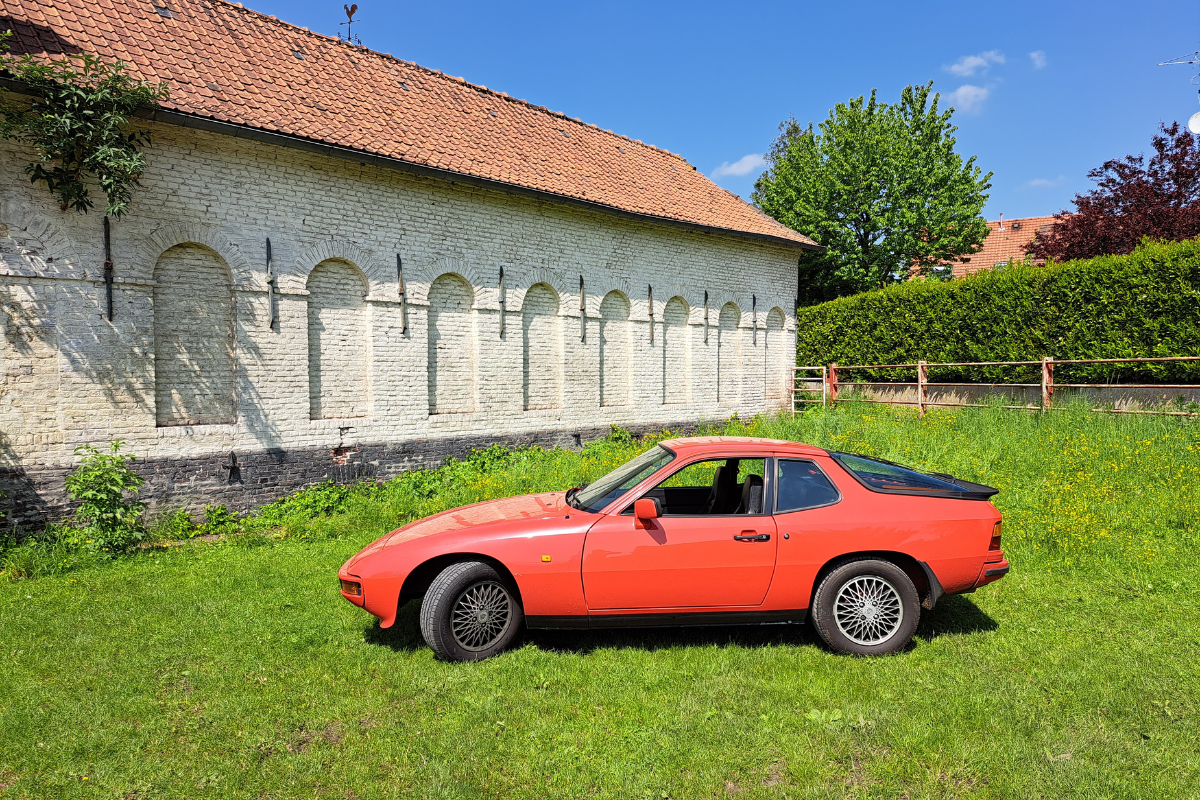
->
[450,580,513,652]
[833,575,904,646]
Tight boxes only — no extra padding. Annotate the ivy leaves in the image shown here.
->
[0,36,168,217]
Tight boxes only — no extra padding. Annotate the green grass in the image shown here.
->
[2,405,1199,799]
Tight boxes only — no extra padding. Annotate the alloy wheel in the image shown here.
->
[833,574,904,646]
[450,580,513,652]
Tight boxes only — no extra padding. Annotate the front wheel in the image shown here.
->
[419,561,524,661]
[811,559,920,655]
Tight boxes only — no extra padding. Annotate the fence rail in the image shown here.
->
[791,356,1200,416]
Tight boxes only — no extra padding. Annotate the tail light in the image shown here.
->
[340,579,362,596]
[989,521,1002,551]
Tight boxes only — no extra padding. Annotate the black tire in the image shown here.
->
[419,561,524,662]
[811,558,920,655]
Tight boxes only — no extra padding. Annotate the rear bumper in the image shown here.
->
[973,554,1010,588]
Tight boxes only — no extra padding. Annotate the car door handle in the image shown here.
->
[733,532,770,542]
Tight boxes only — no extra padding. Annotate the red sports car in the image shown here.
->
[338,437,1007,660]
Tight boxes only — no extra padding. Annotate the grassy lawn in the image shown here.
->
[1,404,1198,799]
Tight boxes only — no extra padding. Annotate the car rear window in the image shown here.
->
[831,452,972,495]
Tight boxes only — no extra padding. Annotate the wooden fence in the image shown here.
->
[792,356,1200,416]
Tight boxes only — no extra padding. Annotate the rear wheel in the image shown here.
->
[419,561,523,661]
[811,558,919,655]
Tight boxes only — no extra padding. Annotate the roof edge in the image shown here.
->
[147,108,821,250]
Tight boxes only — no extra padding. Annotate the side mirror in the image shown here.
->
[634,497,660,529]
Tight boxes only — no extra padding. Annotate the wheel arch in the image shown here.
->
[810,551,940,611]
[399,553,524,609]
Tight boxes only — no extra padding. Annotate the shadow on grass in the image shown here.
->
[365,594,998,656]
[915,593,999,641]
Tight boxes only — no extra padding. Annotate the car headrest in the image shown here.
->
[740,473,764,515]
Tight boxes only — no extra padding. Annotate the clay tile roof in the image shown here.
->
[0,0,817,248]
[945,215,1061,277]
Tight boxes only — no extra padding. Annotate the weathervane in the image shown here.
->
[1159,48,1200,133]
[339,4,361,45]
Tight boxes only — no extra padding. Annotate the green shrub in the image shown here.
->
[794,238,1200,383]
[145,508,196,541]
[198,504,241,537]
[63,440,146,553]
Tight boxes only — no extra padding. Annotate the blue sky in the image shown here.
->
[251,0,1198,220]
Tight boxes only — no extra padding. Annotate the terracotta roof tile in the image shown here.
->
[0,0,814,246]
[940,215,1061,277]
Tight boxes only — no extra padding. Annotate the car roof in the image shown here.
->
[658,436,829,457]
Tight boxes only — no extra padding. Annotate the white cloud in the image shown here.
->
[712,153,765,178]
[945,50,1005,77]
[1024,175,1065,188]
[1029,50,1047,69]
[946,84,989,114]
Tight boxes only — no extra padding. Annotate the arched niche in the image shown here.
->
[522,283,562,411]
[662,296,690,404]
[427,273,476,414]
[765,308,787,401]
[599,290,631,407]
[307,259,370,420]
[153,243,236,426]
[717,302,742,407]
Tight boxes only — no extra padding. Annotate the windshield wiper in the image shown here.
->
[565,485,586,510]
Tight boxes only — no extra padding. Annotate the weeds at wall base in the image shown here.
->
[3,405,1197,584]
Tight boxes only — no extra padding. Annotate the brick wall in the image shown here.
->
[662,297,690,404]
[599,291,630,407]
[307,259,370,420]
[0,121,799,528]
[153,243,237,426]
[717,303,741,406]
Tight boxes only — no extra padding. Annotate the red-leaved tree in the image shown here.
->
[1028,122,1200,261]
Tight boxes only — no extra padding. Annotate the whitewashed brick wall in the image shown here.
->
[307,259,370,420]
[662,297,690,404]
[427,273,475,415]
[153,243,237,426]
[0,119,800,518]
[521,283,561,411]
[599,291,630,407]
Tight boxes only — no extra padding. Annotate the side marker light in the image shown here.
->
[541,555,552,562]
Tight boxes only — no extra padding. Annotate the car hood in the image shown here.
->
[346,492,567,568]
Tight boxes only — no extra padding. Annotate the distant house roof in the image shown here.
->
[0,0,818,249]
[941,215,1060,277]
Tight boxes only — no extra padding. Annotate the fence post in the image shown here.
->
[790,367,796,417]
[1041,356,1054,411]
[822,366,828,408]
[828,362,839,403]
[917,360,928,416]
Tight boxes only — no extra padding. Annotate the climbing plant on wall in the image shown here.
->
[0,33,168,217]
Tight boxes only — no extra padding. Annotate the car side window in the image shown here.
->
[625,457,767,516]
[775,459,840,513]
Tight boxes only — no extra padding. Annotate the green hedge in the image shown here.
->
[794,238,1200,383]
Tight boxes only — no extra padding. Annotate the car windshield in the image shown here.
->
[571,445,675,513]
[832,452,966,494]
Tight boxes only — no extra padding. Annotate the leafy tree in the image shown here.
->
[754,83,992,300]
[0,37,168,217]
[1028,122,1200,261]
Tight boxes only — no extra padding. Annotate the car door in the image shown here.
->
[581,456,779,610]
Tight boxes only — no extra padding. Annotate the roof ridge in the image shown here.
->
[208,0,689,162]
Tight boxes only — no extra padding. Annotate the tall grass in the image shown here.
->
[4,403,1197,581]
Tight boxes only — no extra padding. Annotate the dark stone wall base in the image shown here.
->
[1,421,699,533]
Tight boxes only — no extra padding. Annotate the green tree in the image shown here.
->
[0,36,168,217]
[754,83,992,301]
